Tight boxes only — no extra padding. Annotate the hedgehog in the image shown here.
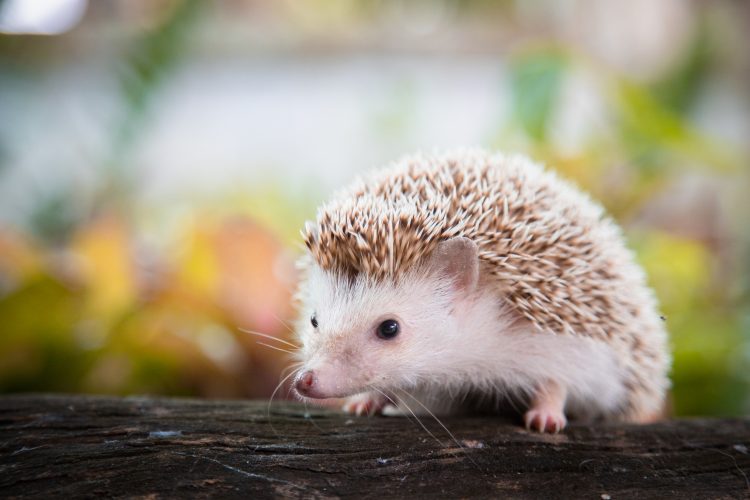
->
[291,149,670,433]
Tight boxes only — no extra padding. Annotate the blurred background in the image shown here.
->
[0,0,748,416]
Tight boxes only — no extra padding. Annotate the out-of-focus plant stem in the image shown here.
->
[103,0,204,214]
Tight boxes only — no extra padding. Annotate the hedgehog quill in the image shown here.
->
[292,149,670,433]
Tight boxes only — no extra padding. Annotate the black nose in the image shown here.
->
[294,370,315,396]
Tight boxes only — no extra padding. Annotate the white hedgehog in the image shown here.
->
[292,149,670,433]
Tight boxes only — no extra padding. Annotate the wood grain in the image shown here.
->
[1,395,748,498]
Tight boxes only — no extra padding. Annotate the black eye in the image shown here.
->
[311,314,318,328]
[377,319,399,339]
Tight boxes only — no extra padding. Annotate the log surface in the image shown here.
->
[1,394,749,499]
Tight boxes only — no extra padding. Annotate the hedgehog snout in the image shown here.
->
[294,353,370,399]
[294,370,318,397]
[294,369,341,399]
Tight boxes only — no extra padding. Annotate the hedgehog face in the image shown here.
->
[293,237,481,400]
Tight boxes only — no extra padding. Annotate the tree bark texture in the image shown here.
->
[1,395,749,498]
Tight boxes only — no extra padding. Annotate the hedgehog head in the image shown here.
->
[294,237,486,399]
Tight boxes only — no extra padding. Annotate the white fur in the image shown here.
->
[296,262,627,420]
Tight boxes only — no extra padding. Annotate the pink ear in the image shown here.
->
[428,237,479,293]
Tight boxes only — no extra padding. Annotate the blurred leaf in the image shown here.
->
[218,183,321,247]
[669,309,747,416]
[632,230,748,415]
[0,228,42,289]
[652,18,712,113]
[108,0,203,193]
[28,187,82,244]
[612,79,739,172]
[0,275,80,343]
[213,217,294,333]
[173,218,220,299]
[0,276,91,392]
[510,50,567,142]
[631,230,711,311]
[71,215,137,321]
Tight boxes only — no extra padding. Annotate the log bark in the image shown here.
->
[1,394,748,499]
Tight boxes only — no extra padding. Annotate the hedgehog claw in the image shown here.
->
[524,409,567,433]
[343,392,388,416]
[524,381,567,433]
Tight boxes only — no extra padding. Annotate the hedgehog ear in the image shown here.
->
[428,237,479,294]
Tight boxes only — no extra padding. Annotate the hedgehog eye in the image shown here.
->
[311,314,318,329]
[376,319,399,340]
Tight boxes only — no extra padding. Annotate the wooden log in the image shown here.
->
[1,394,748,498]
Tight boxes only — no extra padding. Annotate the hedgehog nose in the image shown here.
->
[294,370,316,396]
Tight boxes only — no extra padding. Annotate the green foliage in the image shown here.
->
[114,0,203,164]
[28,187,81,244]
[0,276,90,392]
[652,19,713,113]
[613,79,737,173]
[633,231,749,415]
[509,50,567,142]
[0,214,294,398]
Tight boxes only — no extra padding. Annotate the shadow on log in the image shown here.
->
[1,395,749,498]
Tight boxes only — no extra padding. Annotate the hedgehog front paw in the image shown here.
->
[342,392,390,416]
[524,380,568,433]
[524,408,567,433]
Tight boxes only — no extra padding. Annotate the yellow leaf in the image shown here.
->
[632,230,711,311]
[71,215,136,319]
[173,218,220,299]
[0,228,43,285]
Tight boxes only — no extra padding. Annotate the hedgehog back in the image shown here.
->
[303,150,663,347]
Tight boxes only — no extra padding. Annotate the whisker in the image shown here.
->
[369,387,398,408]
[397,388,483,471]
[302,397,325,432]
[256,341,296,355]
[391,388,448,448]
[270,313,295,335]
[238,328,300,349]
[267,368,301,439]
[405,392,464,449]
[279,362,303,381]
[368,387,424,429]
[368,387,407,420]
